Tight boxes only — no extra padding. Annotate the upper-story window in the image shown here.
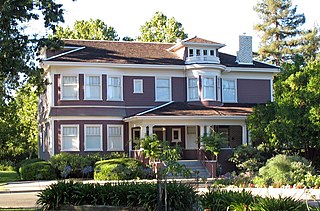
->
[189,49,194,57]
[210,50,215,56]
[156,78,171,101]
[85,125,102,151]
[217,78,221,101]
[202,77,216,100]
[61,125,79,151]
[188,78,199,101]
[196,49,201,56]
[133,79,143,93]
[107,76,122,101]
[61,75,78,100]
[222,79,237,102]
[203,50,208,56]
[85,75,101,100]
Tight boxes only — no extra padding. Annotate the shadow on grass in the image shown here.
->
[0,171,20,184]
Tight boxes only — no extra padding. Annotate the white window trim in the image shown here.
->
[187,77,199,101]
[61,124,79,152]
[84,124,103,151]
[107,125,124,151]
[61,75,79,100]
[222,78,238,103]
[107,75,123,101]
[172,128,181,143]
[201,76,216,101]
[189,48,194,57]
[133,79,143,94]
[84,75,102,100]
[155,77,171,102]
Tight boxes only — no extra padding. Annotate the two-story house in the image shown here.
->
[39,35,279,174]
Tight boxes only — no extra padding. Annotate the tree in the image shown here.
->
[54,19,120,41]
[254,0,306,65]
[138,11,188,43]
[200,129,227,162]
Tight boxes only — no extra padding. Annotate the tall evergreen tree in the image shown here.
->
[254,0,306,65]
[138,11,188,43]
[54,19,120,41]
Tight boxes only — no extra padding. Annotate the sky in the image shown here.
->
[49,0,320,55]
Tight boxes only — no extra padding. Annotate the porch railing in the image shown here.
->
[198,149,217,178]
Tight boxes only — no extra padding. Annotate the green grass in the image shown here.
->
[0,171,20,184]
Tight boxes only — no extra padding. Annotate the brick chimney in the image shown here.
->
[236,35,253,65]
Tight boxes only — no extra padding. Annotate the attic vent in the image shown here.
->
[236,35,253,65]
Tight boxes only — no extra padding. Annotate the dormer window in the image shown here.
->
[210,50,215,56]
[196,49,201,56]
[189,49,194,57]
[203,50,208,56]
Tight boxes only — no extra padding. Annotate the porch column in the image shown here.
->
[200,125,206,149]
[148,125,154,136]
[242,124,247,145]
[206,125,211,135]
[140,125,147,139]
[128,122,132,155]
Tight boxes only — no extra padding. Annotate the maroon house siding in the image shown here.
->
[172,77,186,102]
[123,76,158,106]
[55,120,126,154]
[237,79,271,103]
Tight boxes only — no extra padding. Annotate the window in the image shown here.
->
[85,75,101,100]
[196,49,201,56]
[156,78,170,101]
[222,79,237,102]
[107,125,123,151]
[210,50,215,56]
[188,78,198,101]
[203,49,208,56]
[107,76,122,101]
[61,76,78,100]
[133,79,143,93]
[85,125,102,151]
[189,49,194,57]
[202,77,215,100]
[61,125,79,151]
[172,128,181,142]
[217,78,221,101]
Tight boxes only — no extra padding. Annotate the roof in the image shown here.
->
[45,39,277,68]
[133,102,253,117]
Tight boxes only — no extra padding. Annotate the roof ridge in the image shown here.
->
[63,39,176,45]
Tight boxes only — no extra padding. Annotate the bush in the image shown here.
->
[255,154,313,187]
[94,158,148,180]
[37,181,197,210]
[49,152,128,179]
[0,160,15,171]
[250,196,308,211]
[15,158,44,175]
[19,161,56,180]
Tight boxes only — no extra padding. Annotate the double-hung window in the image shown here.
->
[222,79,237,102]
[85,125,102,151]
[107,76,122,101]
[188,78,198,101]
[61,76,78,100]
[202,77,215,100]
[133,79,143,93]
[61,125,79,151]
[107,125,123,151]
[85,75,101,100]
[156,78,170,101]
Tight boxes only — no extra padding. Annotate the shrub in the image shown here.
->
[0,160,15,171]
[15,158,44,175]
[94,158,148,180]
[250,196,308,211]
[37,181,197,210]
[229,145,267,174]
[19,161,56,180]
[255,154,313,187]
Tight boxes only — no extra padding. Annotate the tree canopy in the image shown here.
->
[54,18,120,41]
[138,11,188,43]
[254,0,306,65]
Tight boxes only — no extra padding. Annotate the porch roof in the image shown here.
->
[125,102,253,119]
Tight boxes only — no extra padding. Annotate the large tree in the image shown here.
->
[254,0,306,65]
[138,11,188,43]
[54,19,119,41]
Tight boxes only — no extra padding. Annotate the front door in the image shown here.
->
[185,126,198,149]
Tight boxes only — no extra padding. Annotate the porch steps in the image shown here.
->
[177,160,210,178]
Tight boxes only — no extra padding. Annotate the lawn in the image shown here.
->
[0,171,20,184]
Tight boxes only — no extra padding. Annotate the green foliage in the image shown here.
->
[19,161,56,181]
[200,130,227,157]
[254,0,306,65]
[16,158,44,175]
[94,158,148,180]
[251,196,308,211]
[229,145,267,173]
[255,154,313,186]
[54,18,120,41]
[0,171,20,183]
[138,11,188,43]
[0,160,15,171]
[37,181,197,210]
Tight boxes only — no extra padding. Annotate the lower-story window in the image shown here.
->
[85,125,102,151]
[107,125,123,151]
[61,125,79,151]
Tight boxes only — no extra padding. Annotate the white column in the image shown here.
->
[200,125,205,149]
[206,125,211,135]
[140,125,147,139]
[242,124,247,145]
[148,125,154,136]
[128,122,132,155]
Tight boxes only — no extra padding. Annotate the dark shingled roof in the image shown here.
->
[137,102,253,117]
[46,39,277,68]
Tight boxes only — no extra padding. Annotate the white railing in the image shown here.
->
[186,56,220,64]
